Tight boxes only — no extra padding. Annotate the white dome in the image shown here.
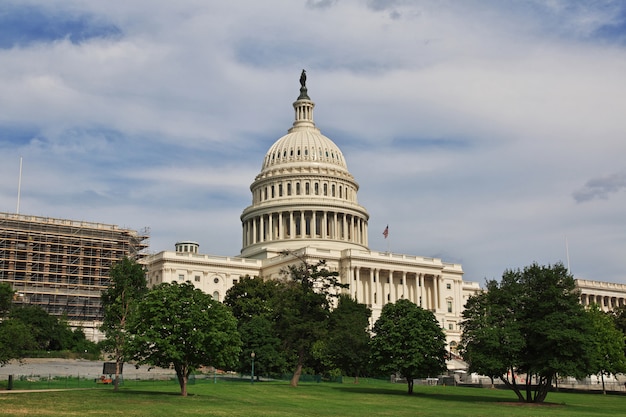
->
[262,129,347,171]
[240,79,369,258]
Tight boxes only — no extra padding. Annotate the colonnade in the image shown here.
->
[580,292,626,311]
[242,210,368,247]
[347,266,445,312]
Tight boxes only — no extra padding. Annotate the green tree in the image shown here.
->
[126,281,241,396]
[9,305,72,351]
[460,280,525,388]
[0,282,14,317]
[370,299,447,394]
[274,257,347,387]
[224,277,288,377]
[587,304,626,393]
[0,319,37,365]
[461,263,594,403]
[101,257,147,390]
[611,305,626,356]
[325,295,372,382]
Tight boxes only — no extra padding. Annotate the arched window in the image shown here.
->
[287,183,292,196]
[212,291,220,301]
[296,182,301,195]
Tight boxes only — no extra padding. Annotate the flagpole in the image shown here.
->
[16,157,23,214]
[565,237,571,274]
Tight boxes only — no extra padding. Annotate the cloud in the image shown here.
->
[0,3,121,48]
[1,0,626,283]
[573,172,626,202]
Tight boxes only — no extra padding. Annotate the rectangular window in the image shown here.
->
[448,323,453,330]
[446,283,451,290]
[447,301,453,313]
[178,274,185,281]
[195,275,200,282]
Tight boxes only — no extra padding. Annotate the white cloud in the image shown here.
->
[1,0,625,283]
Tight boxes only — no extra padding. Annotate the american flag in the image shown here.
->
[383,225,389,239]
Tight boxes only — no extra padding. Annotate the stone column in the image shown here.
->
[402,271,407,299]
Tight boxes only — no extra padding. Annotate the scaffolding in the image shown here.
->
[0,212,149,322]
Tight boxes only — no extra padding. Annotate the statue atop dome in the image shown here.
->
[298,69,310,100]
[300,69,307,88]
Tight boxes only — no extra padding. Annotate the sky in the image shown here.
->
[0,0,625,285]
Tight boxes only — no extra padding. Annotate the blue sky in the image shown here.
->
[1,0,625,284]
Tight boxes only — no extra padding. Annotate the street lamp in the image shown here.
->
[250,352,255,384]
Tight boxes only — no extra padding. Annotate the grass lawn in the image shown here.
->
[1,378,625,417]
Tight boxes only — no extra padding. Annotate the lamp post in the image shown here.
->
[251,352,255,384]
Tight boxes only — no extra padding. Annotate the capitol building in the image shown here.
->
[144,75,481,351]
[3,75,624,346]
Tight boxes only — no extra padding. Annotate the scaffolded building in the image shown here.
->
[0,212,149,339]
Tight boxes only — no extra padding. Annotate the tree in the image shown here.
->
[224,277,288,377]
[587,304,626,393]
[101,257,147,390]
[370,299,447,394]
[611,305,626,356]
[325,295,372,382]
[0,319,37,365]
[0,282,14,317]
[274,257,347,387]
[126,281,241,396]
[8,305,93,353]
[9,305,72,351]
[460,263,595,403]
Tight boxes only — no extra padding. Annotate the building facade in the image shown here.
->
[145,78,480,350]
[0,212,149,340]
[577,279,626,312]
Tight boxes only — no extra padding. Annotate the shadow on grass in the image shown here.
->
[329,385,552,406]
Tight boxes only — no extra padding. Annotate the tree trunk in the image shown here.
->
[291,362,303,387]
[601,372,606,395]
[290,350,305,387]
[114,355,122,391]
[407,378,414,395]
[499,370,525,402]
[174,363,188,396]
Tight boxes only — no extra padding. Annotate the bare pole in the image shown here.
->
[565,236,571,274]
[16,157,23,214]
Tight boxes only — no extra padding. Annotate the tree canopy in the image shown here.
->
[461,262,594,403]
[0,319,37,365]
[126,281,241,396]
[0,282,14,317]
[325,295,371,382]
[587,304,626,393]
[100,256,147,390]
[274,258,347,387]
[224,276,288,377]
[370,299,448,394]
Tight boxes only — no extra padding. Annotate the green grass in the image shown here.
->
[1,378,625,417]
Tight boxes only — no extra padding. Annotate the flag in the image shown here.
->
[383,225,389,239]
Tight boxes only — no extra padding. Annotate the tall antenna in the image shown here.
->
[565,236,571,274]
[16,157,23,214]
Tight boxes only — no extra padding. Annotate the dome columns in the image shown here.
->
[241,209,368,248]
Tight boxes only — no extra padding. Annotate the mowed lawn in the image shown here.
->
[1,379,625,417]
